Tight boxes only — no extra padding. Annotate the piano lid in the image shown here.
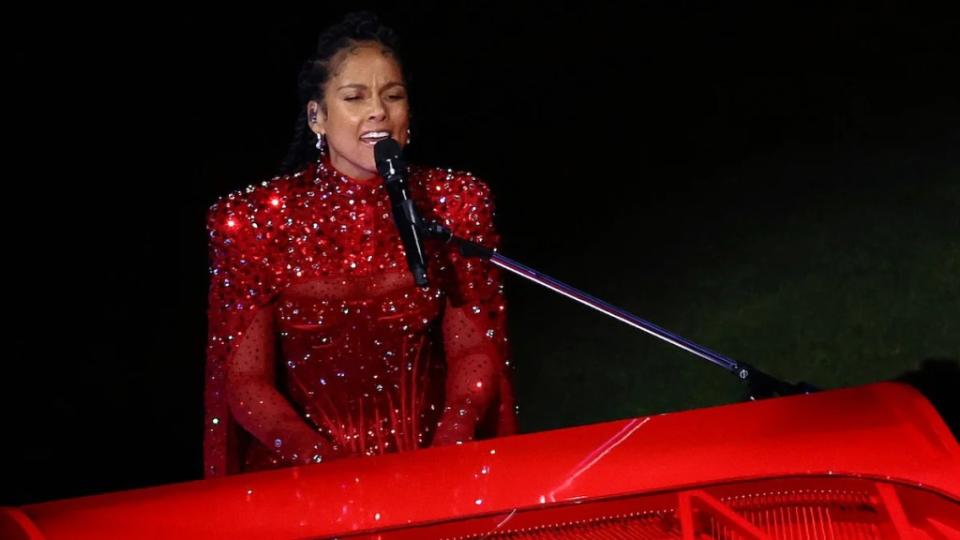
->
[4,382,959,539]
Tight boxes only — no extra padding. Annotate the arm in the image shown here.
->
[433,300,508,445]
[430,173,517,445]
[204,200,339,475]
[225,305,340,465]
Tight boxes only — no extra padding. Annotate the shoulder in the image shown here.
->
[411,164,496,210]
[411,164,499,240]
[206,165,313,235]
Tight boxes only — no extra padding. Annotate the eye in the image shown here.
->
[387,94,406,101]
[344,95,362,101]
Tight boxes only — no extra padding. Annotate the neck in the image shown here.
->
[321,155,380,186]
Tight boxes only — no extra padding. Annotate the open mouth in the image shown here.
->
[360,131,391,145]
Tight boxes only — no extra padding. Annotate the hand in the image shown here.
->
[432,407,478,447]
[281,432,347,465]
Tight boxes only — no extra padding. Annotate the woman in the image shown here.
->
[203,12,517,477]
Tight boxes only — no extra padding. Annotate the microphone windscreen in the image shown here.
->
[374,138,402,163]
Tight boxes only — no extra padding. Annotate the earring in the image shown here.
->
[406,128,412,146]
[316,132,326,155]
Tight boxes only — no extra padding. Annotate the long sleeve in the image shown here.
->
[203,197,337,476]
[431,174,517,445]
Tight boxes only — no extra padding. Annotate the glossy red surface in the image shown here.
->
[3,383,958,539]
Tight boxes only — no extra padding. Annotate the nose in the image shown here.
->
[368,97,387,122]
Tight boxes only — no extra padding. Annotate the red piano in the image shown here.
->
[3,382,958,539]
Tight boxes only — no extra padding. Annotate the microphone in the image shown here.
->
[374,138,429,287]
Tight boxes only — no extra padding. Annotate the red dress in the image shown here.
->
[203,157,517,477]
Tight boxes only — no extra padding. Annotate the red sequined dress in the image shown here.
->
[203,157,517,477]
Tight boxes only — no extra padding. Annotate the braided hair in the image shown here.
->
[279,11,407,174]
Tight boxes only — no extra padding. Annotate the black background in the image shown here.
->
[6,3,959,504]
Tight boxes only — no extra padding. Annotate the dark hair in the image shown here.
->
[279,11,406,174]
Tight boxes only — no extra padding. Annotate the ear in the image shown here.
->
[307,100,325,135]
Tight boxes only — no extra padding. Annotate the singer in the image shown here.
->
[202,12,517,477]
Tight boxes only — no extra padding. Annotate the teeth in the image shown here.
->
[361,131,390,140]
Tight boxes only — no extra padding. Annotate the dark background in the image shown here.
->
[5,4,958,504]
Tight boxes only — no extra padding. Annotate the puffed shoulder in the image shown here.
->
[412,165,498,248]
[413,165,494,206]
[206,168,309,235]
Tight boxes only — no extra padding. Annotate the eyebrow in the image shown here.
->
[336,82,406,91]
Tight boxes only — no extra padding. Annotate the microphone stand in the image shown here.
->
[418,220,818,400]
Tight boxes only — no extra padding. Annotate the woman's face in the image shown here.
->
[309,42,410,180]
